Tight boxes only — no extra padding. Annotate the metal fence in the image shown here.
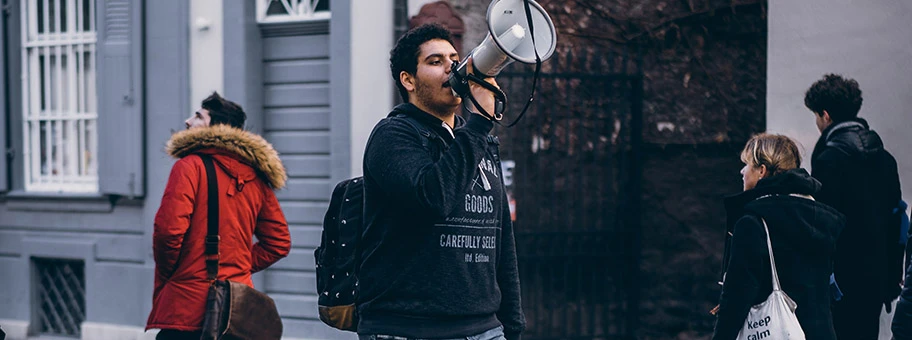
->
[494,47,643,339]
[34,258,86,337]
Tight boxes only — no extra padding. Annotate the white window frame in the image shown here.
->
[257,0,331,24]
[20,0,99,193]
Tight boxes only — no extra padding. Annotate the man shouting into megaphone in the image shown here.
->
[357,23,525,340]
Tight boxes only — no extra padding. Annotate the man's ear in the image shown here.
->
[821,110,833,124]
[400,71,416,93]
[758,164,768,178]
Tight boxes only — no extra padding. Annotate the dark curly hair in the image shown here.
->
[202,91,246,129]
[804,74,863,123]
[390,23,456,102]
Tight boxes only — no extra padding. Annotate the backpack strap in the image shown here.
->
[344,177,365,284]
[393,113,435,146]
[823,120,865,144]
[393,113,502,148]
[200,154,220,281]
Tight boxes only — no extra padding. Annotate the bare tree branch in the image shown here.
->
[621,0,765,42]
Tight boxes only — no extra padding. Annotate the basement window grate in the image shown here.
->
[35,258,85,337]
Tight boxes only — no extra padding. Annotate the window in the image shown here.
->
[34,258,86,337]
[20,0,98,193]
[257,0,331,23]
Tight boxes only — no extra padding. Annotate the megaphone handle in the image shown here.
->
[464,72,507,121]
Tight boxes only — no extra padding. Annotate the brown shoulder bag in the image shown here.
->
[199,154,283,340]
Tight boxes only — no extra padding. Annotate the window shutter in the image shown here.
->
[0,7,7,192]
[96,0,144,197]
[0,9,7,193]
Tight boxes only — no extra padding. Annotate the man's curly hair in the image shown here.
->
[390,23,456,102]
[804,74,863,122]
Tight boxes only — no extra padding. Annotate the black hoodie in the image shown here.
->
[713,169,845,340]
[358,104,525,339]
[811,118,903,302]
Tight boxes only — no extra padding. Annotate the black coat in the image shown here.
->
[713,169,845,340]
[359,104,525,339]
[811,118,903,302]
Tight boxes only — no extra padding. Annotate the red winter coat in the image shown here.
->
[146,125,291,331]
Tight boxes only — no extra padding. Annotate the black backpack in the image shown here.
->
[872,149,905,300]
[315,177,364,331]
[314,113,435,332]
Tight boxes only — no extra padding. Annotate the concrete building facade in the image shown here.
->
[767,0,912,204]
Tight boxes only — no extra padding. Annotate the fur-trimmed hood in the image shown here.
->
[165,125,287,189]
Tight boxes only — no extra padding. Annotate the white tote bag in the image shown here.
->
[736,218,806,340]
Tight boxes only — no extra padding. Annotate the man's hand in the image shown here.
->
[464,57,501,120]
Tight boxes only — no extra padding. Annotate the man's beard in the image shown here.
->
[414,79,460,115]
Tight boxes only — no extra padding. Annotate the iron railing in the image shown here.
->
[495,47,643,339]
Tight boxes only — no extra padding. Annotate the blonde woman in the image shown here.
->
[712,134,845,340]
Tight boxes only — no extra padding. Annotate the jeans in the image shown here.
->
[359,325,505,340]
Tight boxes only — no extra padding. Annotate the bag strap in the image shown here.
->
[394,113,434,139]
[823,120,865,144]
[760,218,782,291]
[200,154,220,281]
[348,178,364,283]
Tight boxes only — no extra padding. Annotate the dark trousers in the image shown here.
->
[156,329,202,340]
[832,296,882,340]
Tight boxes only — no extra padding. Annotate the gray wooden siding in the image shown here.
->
[262,31,333,327]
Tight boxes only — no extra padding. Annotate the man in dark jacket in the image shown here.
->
[805,74,903,339]
[357,24,525,340]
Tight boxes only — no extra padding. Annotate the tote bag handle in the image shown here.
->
[761,218,782,291]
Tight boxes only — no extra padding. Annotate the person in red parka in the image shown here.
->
[146,92,291,340]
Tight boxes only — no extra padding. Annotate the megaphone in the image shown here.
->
[457,0,556,77]
[449,0,557,121]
